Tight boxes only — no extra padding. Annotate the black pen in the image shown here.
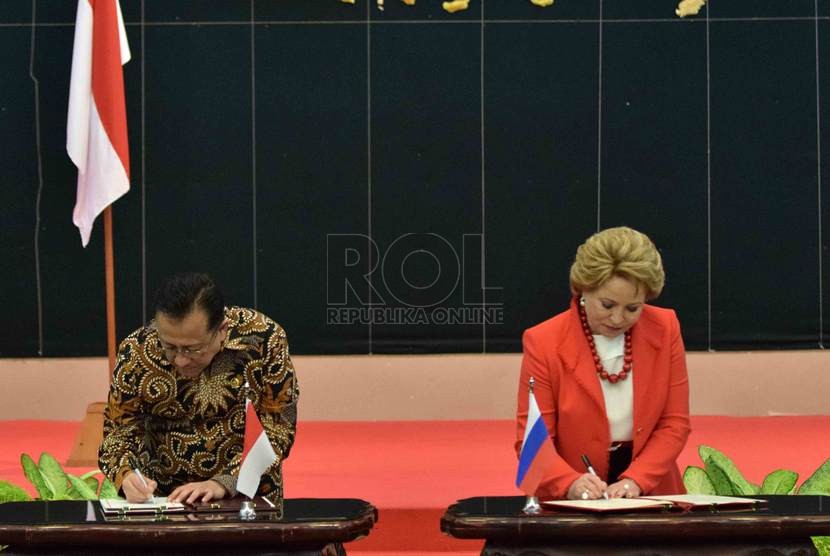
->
[580,454,609,500]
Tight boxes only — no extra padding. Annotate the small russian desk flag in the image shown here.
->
[516,378,556,496]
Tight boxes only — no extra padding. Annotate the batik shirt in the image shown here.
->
[99,306,299,507]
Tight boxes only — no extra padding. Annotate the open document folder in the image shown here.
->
[100,495,278,515]
[542,494,766,513]
[99,497,186,514]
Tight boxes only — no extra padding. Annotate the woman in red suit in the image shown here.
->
[515,227,690,500]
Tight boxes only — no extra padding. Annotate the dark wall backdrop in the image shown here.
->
[1,0,827,356]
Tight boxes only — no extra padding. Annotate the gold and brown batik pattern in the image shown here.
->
[99,306,299,506]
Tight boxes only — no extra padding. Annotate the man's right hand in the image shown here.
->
[122,471,157,503]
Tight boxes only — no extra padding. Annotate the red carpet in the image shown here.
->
[1,416,829,554]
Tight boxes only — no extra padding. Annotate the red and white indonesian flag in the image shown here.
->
[67,0,131,247]
[237,400,278,498]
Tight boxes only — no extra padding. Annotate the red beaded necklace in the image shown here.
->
[578,299,633,383]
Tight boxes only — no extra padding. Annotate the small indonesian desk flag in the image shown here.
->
[67,0,131,247]
[515,380,556,496]
[237,399,277,498]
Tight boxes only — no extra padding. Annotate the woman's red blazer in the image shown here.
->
[515,300,691,499]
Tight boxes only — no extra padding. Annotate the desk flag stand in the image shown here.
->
[239,499,256,521]
[523,495,542,515]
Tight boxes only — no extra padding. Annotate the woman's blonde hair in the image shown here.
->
[569,226,665,299]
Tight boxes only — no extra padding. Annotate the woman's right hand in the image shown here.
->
[566,473,608,500]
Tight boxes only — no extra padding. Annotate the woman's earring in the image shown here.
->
[579,296,586,307]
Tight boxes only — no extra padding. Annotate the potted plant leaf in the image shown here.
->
[0,452,119,502]
[684,445,830,556]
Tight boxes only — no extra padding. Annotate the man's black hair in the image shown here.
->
[153,272,225,330]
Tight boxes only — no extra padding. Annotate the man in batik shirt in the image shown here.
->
[99,273,299,509]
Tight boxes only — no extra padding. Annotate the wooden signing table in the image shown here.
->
[441,495,830,556]
[0,498,376,555]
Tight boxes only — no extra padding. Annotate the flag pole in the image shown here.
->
[66,209,116,467]
[104,206,117,376]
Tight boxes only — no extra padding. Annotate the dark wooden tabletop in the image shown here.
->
[441,495,830,543]
[0,498,377,550]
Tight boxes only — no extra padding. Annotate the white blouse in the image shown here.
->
[592,333,633,442]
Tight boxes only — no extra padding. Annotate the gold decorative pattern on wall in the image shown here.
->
[337,0,707,17]
[676,0,707,17]
[442,0,470,13]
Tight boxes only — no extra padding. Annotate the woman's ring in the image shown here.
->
[581,491,589,500]
[623,483,630,490]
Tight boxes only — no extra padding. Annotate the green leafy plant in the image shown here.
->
[0,452,120,503]
[684,445,830,556]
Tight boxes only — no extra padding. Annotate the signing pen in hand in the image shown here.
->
[580,454,609,500]
[132,467,154,503]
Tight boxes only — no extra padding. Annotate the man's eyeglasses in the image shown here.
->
[158,327,220,360]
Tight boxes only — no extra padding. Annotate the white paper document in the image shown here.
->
[542,498,670,512]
